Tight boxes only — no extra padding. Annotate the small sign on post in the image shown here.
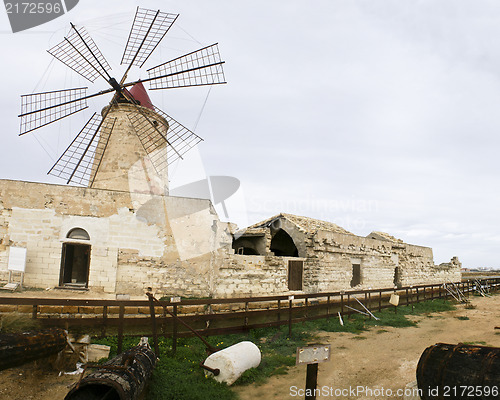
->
[296,344,331,400]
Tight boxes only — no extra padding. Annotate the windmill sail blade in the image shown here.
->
[145,43,226,90]
[47,24,112,83]
[19,87,89,135]
[121,7,178,68]
[48,113,116,186]
[153,107,203,165]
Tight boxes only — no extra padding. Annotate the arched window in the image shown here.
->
[66,228,90,241]
[270,229,298,257]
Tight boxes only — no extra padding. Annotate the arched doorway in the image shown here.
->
[59,228,91,288]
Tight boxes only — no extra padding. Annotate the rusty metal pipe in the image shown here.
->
[65,344,156,400]
[0,328,67,371]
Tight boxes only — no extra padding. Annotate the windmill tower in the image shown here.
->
[90,83,170,194]
[18,8,226,195]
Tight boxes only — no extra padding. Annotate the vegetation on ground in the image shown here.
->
[92,299,456,400]
[0,312,41,333]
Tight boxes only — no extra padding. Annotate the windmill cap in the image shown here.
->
[128,82,154,110]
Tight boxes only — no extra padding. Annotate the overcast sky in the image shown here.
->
[1,0,500,268]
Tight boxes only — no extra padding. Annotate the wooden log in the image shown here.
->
[417,343,500,400]
[0,328,67,371]
[65,343,157,400]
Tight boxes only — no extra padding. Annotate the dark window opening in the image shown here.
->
[393,267,401,288]
[288,260,303,290]
[232,235,265,256]
[350,264,361,287]
[240,247,258,255]
[270,229,298,257]
[59,243,91,287]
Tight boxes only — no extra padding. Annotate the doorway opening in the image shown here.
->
[59,228,91,288]
[350,263,361,287]
[288,260,303,290]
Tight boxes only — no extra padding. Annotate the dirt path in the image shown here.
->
[233,295,500,400]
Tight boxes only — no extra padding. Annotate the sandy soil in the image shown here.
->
[232,295,500,400]
[0,294,498,399]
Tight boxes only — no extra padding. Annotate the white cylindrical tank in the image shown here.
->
[203,341,261,385]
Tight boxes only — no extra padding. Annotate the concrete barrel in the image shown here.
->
[203,341,261,385]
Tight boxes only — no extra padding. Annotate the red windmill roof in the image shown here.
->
[128,81,154,110]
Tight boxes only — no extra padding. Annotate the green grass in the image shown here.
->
[94,324,314,399]
[0,312,41,333]
[456,316,470,320]
[91,299,457,399]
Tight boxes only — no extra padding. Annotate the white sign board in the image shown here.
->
[296,344,331,365]
[8,247,27,272]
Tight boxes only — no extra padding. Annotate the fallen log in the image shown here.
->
[0,328,67,371]
[65,342,156,400]
[417,343,500,400]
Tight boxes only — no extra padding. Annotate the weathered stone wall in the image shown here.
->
[213,253,291,298]
[0,179,462,297]
[0,179,232,295]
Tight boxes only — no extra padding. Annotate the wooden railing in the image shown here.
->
[0,278,498,353]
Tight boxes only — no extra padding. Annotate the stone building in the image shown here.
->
[227,213,462,296]
[0,87,461,298]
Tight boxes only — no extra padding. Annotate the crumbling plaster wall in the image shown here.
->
[0,179,233,294]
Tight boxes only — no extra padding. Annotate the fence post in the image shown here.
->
[305,297,309,320]
[340,293,344,315]
[277,299,281,322]
[172,304,178,355]
[347,294,351,319]
[162,305,167,336]
[378,290,382,312]
[406,288,409,306]
[288,298,293,338]
[327,296,330,317]
[101,305,107,338]
[148,295,159,356]
[32,304,38,319]
[416,287,419,303]
[244,302,249,327]
[117,304,124,354]
[365,292,369,314]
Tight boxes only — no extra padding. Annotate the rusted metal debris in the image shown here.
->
[417,343,500,400]
[0,328,67,371]
[65,342,156,400]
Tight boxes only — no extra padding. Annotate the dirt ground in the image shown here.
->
[233,294,500,400]
[0,294,498,399]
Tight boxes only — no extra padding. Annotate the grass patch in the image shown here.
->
[376,329,389,334]
[90,299,457,399]
[0,312,41,333]
[94,324,314,399]
[456,316,469,320]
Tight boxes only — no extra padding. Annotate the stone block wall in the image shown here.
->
[0,179,233,295]
[213,254,290,298]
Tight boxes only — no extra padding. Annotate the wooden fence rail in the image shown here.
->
[0,278,498,354]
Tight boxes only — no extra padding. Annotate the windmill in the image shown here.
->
[18,7,226,193]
